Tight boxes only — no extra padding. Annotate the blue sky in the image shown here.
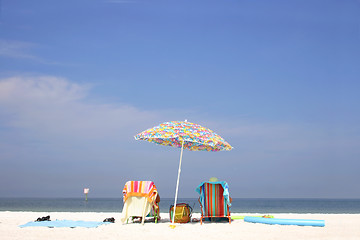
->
[0,0,359,198]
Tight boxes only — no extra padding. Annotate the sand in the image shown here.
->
[1,211,359,240]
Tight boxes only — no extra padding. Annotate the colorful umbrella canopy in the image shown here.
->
[134,120,232,151]
[134,120,232,226]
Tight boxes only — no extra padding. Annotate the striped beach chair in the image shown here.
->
[120,181,160,224]
[196,181,231,224]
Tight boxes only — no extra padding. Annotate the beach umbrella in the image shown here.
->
[134,120,232,225]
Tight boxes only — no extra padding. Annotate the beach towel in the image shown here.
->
[121,181,160,224]
[19,220,111,228]
[123,181,158,203]
[196,181,231,224]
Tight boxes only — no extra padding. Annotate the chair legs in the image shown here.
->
[200,216,231,224]
[154,210,158,223]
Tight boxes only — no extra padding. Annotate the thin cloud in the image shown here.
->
[0,76,160,140]
[0,39,59,65]
[0,39,38,60]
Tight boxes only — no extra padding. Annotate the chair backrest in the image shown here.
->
[197,181,230,217]
[123,181,158,203]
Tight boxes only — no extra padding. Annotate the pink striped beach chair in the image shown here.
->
[121,181,160,224]
[196,181,231,224]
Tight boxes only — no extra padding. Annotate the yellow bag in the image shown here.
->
[169,203,192,223]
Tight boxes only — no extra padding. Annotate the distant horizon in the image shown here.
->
[2,196,360,200]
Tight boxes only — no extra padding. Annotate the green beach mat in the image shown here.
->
[231,215,274,220]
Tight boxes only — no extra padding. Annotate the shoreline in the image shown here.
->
[1,211,360,240]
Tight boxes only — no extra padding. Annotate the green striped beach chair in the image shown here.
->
[196,181,231,224]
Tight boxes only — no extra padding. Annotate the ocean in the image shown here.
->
[1,198,360,214]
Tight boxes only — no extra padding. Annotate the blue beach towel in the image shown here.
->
[196,181,232,210]
[19,220,111,228]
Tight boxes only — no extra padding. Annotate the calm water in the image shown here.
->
[1,198,360,213]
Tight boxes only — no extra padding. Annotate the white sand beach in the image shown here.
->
[1,211,359,240]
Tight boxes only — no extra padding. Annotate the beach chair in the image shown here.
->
[120,181,160,224]
[196,181,231,224]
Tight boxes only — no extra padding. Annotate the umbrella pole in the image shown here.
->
[171,140,184,225]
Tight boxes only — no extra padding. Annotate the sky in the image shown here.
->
[0,0,359,199]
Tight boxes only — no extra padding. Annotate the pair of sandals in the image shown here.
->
[103,217,115,223]
[35,215,50,222]
[131,216,160,223]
